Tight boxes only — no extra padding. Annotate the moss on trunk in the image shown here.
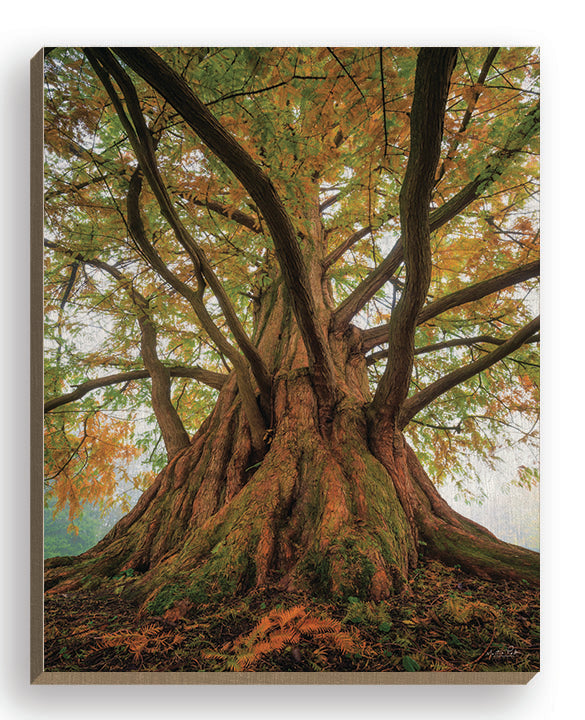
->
[45,306,538,610]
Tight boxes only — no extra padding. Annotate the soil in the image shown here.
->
[44,557,539,673]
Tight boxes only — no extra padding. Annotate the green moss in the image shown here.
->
[146,583,186,615]
[80,575,103,591]
[330,536,377,599]
[145,546,259,614]
[298,550,332,597]
[430,529,539,585]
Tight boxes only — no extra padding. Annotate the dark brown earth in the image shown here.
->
[44,558,539,673]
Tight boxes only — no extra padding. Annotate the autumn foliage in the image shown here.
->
[43,47,539,611]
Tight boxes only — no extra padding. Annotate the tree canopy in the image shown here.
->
[43,47,539,527]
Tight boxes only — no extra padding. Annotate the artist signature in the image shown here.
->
[486,645,522,661]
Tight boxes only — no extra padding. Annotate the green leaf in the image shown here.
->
[401,655,421,672]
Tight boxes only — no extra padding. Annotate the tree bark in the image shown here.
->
[137,316,190,459]
[44,366,226,413]
[332,103,539,331]
[399,316,540,427]
[45,293,538,608]
[44,47,539,613]
[362,260,540,352]
[371,48,458,420]
[112,47,340,421]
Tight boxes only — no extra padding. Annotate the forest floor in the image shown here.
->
[44,558,539,674]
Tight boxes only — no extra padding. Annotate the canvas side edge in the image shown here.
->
[31,670,538,685]
[30,47,45,685]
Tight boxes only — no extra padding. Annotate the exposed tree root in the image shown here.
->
[45,372,539,613]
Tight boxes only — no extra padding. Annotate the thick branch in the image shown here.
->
[125,173,237,361]
[124,171,268,450]
[428,102,539,228]
[371,47,458,419]
[418,259,540,325]
[138,317,191,458]
[367,334,502,365]
[362,259,539,351]
[86,48,272,404]
[398,316,540,428]
[319,192,342,213]
[333,239,403,328]
[47,239,191,458]
[333,101,540,329]
[44,366,227,413]
[113,47,339,408]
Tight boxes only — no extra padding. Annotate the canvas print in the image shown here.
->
[38,47,540,680]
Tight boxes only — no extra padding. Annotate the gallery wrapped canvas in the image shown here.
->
[31,46,540,683]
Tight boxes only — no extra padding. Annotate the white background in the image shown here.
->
[0,3,581,718]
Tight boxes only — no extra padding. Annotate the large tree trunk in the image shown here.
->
[45,281,538,610]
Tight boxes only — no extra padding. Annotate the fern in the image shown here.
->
[440,595,495,624]
[96,623,183,664]
[202,604,366,671]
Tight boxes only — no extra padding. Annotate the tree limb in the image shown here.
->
[323,226,372,270]
[44,365,227,413]
[379,47,389,158]
[112,47,339,411]
[319,192,342,213]
[137,315,191,458]
[46,238,192,458]
[436,47,499,184]
[418,259,539,325]
[125,170,268,450]
[332,101,540,329]
[362,259,539,351]
[370,47,458,420]
[398,316,540,428]
[188,195,262,233]
[86,48,273,405]
[366,331,539,365]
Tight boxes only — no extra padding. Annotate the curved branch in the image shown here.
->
[44,365,228,413]
[370,47,458,419]
[112,47,339,409]
[427,102,539,229]
[398,316,540,428]
[333,238,403,328]
[418,259,540,325]
[86,48,272,404]
[332,101,540,329]
[46,240,192,458]
[188,196,262,233]
[124,170,268,450]
[319,192,342,213]
[362,259,539,351]
[138,318,191,458]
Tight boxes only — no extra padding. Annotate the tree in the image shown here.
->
[43,47,539,609]
[44,498,122,560]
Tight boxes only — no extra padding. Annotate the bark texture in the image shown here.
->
[44,47,539,612]
[45,294,538,610]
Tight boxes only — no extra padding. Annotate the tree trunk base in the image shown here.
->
[45,372,538,613]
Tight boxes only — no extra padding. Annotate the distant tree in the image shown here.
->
[44,499,117,559]
[44,47,539,606]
